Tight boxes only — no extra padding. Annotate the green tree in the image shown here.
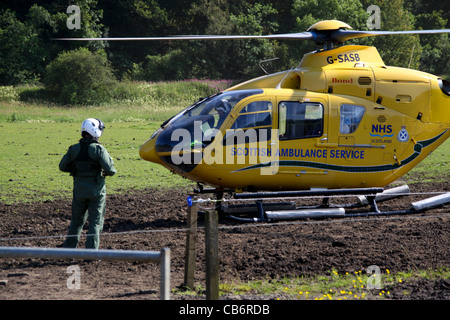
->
[0,1,106,85]
[186,0,235,79]
[98,0,174,77]
[404,0,449,75]
[2,0,447,84]
[229,3,284,77]
[414,11,449,75]
[404,0,449,27]
[44,48,117,105]
[167,1,284,80]
[0,7,57,85]
[0,9,35,84]
[360,0,422,69]
[130,49,190,81]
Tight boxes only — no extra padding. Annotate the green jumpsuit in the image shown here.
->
[59,137,116,249]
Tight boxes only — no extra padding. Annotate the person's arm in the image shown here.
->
[59,145,76,173]
[96,145,117,176]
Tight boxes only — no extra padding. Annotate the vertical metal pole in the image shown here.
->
[160,247,171,300]
[184,199,198,290]
[205,210,219,300]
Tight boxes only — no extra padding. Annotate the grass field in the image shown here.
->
[0,80,232,204]
[0,121,197,204]
[211,267,450,300]
[0,80,449,204]
[0,80,234,123]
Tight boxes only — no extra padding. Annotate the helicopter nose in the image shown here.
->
[139,136,163,164]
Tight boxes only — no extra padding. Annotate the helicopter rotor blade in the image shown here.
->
[331,28,450,43]
[52,27,450,47]
[53,32,315,42]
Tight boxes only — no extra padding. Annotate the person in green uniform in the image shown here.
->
[59,118,117,249]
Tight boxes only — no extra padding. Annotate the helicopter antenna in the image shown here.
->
[276,66,296,89]
[259,57,279,75]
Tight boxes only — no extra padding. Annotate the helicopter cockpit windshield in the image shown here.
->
[154,89,263,172]
[172,89,263,130]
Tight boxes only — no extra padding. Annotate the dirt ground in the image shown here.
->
[0,181,448,301]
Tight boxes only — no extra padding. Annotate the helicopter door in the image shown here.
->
[221,98,274,168]
[277,98,327,176]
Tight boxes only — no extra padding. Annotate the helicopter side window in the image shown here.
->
[232,101,272,129]
[279,102,323,140]
[340,105,365,134]
[225,101,273,144]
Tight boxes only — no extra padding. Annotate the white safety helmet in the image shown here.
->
[81,118,105,139]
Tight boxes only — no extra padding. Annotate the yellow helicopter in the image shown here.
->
[137,21,450,189]
[59,20,450,220]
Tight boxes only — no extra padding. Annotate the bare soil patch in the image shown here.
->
[0,182,448,300]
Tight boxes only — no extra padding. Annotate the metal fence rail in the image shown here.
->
[0,246,170,300]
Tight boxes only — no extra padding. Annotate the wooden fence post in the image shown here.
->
[184,198,198,290]
[205,209,219,300]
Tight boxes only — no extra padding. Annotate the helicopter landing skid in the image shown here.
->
[221,186,450,223]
